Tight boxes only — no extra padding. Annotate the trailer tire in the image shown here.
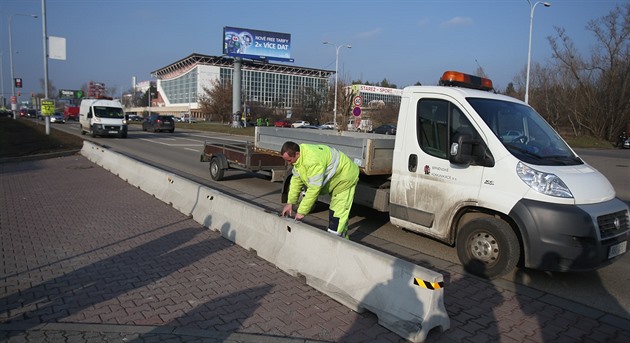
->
[209,157,225,181]
[456,217,520,279]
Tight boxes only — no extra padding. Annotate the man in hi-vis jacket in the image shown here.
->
[280,141,359,238]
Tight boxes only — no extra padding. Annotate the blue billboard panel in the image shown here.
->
[223,26,293,62]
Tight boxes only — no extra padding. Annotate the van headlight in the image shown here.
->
[516,162,573,198]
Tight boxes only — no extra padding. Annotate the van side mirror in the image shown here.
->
[449,132,494,167]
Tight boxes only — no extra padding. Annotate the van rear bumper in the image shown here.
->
[509,198,629,272]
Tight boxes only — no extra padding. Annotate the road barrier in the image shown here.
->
[81,141,450,342]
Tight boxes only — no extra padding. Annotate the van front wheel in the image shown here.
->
[456,217,520,279]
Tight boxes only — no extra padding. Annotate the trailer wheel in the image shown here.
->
[456,217,520,279]
[209,157,225,181]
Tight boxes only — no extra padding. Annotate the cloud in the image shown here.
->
[441,16,474,28]
[356,28,384,39]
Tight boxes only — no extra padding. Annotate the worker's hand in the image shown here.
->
[295,213,305,221]
[281,203,293,218]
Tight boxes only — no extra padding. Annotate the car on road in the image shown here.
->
[274,119,292,128]
[128,115,144,122]
[319,122,337,130]
[176,116,197,123]
[50,112,65,123]
[291,120,310,128]
[142,114,175,133]
[373,124,397,135]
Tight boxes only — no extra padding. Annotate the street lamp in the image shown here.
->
[525,0,551,104]
[8,13,38,119]
[323,41,351,129]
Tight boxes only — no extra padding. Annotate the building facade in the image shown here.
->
[144,53,333,120]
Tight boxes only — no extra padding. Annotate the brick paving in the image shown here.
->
[1,154,629,342]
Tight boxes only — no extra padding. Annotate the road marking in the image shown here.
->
[139,138,202,147]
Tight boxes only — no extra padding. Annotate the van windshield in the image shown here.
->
[467,98,582,166]
[94,106,124,119]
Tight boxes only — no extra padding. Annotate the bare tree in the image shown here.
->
[198,79,233,122]
[547,3,630,141]
[293,85,326,122]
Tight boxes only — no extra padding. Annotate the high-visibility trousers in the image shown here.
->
[327,183,357,239]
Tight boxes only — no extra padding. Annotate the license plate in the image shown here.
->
[608,241,627,259]
[108,130,118,134]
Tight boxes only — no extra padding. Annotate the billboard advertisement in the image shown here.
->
[223,26,293,62]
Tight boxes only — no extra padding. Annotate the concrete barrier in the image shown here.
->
[81,141,450,342]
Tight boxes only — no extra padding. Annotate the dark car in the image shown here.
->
[373,124,397,135]
[50,112,65,123]
[142,114,175,133]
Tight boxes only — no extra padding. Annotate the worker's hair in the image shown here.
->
[280,141,300,157]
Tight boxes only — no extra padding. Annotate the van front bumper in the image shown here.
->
[509,197,629,272]
[92,124,128,136]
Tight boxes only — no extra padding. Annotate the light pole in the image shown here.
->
[323,41,351,129]
[525,0,551,104]
[8,13,38,119]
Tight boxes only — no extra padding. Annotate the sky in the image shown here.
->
[0,0,626,103]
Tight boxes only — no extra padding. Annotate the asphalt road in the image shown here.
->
[53,121,630,320]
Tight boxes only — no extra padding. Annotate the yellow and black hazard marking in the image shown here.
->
[413,278,444,290]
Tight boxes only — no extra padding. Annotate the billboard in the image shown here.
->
[223,26,293,62]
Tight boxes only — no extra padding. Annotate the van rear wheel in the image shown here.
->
[456,217,520,279]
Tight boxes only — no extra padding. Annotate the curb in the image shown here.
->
[0,149,81,164]
[0,323,328,343]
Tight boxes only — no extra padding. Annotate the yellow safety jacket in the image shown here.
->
[287,144,359,215]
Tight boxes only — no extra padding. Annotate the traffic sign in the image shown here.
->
[41,100,55,116]
[353,95,363,107]
[352,106,362,117]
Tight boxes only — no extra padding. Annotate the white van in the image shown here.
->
[347,117,373,132]
[257,71,629,279]
[79,98,128,138]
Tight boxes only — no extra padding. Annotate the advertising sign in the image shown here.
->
[59,89,84,99]
[223,26,293,62]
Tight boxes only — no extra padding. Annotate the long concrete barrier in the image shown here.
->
[81,141,450,342]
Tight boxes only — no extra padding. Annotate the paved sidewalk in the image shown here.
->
[1,154,629,342]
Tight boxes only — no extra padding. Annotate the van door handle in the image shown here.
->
[408,154,417,172]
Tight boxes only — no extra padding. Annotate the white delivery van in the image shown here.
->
[347,117,373,132]
[79,97,128,138]
[256,71,629,279]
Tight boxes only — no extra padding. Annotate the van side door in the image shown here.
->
[389,94,488,241]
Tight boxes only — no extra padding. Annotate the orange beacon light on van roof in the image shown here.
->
[439,71,494,91]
